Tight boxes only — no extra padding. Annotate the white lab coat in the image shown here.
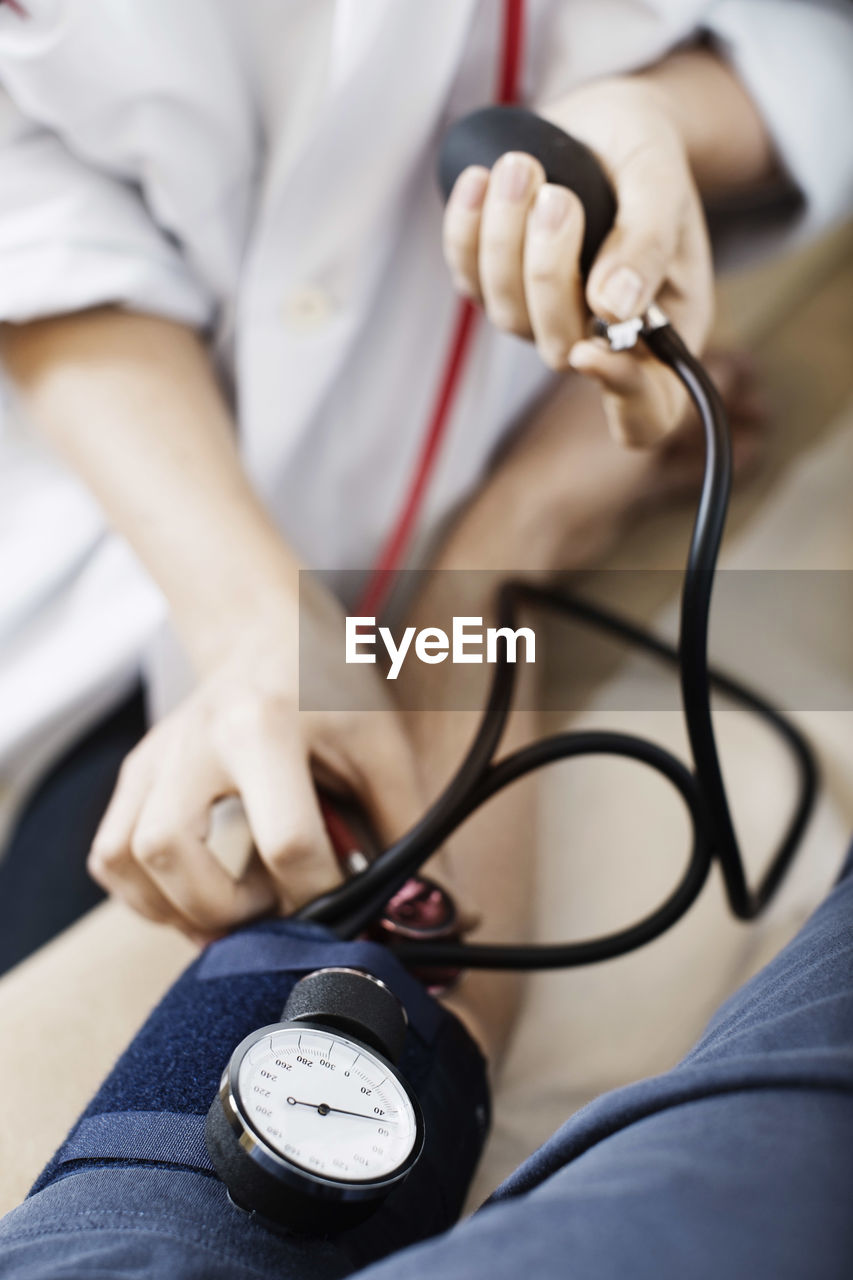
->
[0,0,851,818]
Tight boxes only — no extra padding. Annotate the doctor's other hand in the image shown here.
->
[442,76,713,447]
[87,606,425,942]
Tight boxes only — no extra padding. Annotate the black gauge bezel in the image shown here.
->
[221,1019,425,1205]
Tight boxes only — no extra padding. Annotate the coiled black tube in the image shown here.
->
[298,322,818,969]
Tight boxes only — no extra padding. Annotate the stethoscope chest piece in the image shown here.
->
[206,968,424,1233]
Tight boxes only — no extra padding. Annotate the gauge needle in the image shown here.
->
[285,1096,393,1122]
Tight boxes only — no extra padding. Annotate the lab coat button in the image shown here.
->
[282,285,334,332]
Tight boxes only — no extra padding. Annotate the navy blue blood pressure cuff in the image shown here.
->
[23,920,489,1268]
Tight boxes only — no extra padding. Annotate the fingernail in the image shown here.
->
[600,266,644,320]
[494,153,533,203]
[530,184,571,232]
[455,166,489,210]
[568,339,606,372]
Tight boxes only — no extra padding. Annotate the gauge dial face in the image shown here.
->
[236,1025,418,1184]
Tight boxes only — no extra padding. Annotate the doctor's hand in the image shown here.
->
[87,599,425,942]
[8,307,429,942]
[442,76,714,447]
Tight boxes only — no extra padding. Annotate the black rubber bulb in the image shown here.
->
[438,104,616,278]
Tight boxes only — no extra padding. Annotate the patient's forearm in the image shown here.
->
[0,308,299,673]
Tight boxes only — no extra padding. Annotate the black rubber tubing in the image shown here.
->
[296,108,818,968]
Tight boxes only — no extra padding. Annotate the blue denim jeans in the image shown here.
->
[1,844,852,1280]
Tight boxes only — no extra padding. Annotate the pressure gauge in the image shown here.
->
[206,968,424,1232]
